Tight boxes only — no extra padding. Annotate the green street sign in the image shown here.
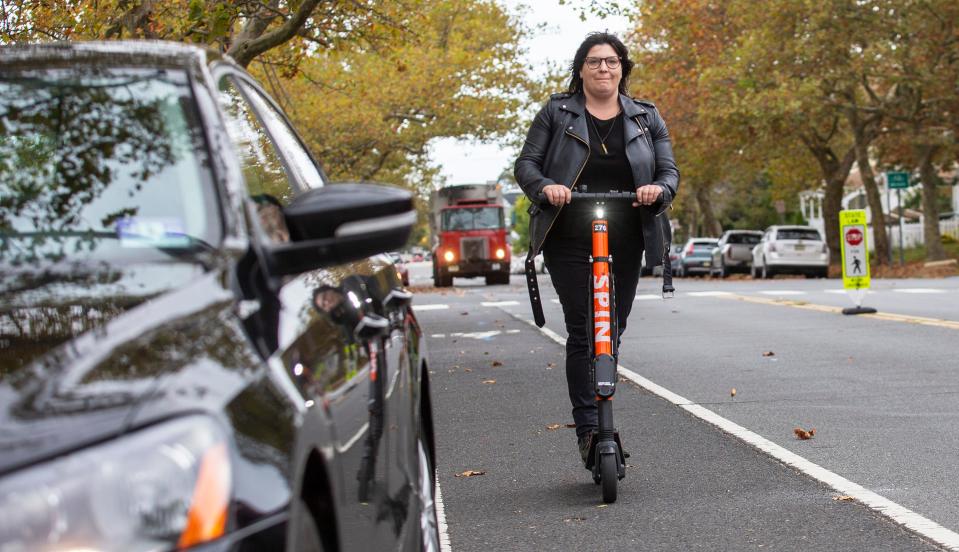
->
[887,171,910,189]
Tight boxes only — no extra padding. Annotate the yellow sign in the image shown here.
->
[839,210,870,289]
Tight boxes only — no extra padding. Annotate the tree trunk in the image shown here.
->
[845,108,890,264]
[694,184,722,237]
[917,144,946,261]
[806,140,857,258]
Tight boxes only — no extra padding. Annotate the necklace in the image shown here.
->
[587,110,619,155]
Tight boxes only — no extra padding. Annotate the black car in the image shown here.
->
[0,41,438,551]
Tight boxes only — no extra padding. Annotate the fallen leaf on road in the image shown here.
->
[454,470,486,478]
[482,379,496,384]
[547,362,556,368]
[597,504,608,509]
[460,312,469,315]
[491,360,503,367]
[762,351,775,357]
[832,495,855,501]
[484,351,489,355]
[565,423,576,428]
[464,368,473,373]
[794,427,816,440]
[730,388,737,397]
[546,424,563,430]
[564,517,586,522]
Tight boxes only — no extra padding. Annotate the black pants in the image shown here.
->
[543,219,643,438]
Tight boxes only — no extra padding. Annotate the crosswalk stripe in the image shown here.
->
[635,294,661,300]
[413,304,449,311]
[687,291,733,297]
[893,288,947,294]
[758,290,806,296]
[481,300,520,306]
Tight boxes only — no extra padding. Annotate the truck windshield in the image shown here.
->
[442,207,503,231]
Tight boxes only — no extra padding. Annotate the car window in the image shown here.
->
[777,229,821,241]
[217,76,294,242]
[235,80,326,191]
[728,234,761,245]
[0,67,219,265]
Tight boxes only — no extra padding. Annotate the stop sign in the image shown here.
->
[845,228,863,246]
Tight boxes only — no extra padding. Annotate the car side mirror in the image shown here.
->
[264,183,415,276]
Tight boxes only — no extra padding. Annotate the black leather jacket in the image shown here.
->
[514,92,680,325]
[514,91,680,260]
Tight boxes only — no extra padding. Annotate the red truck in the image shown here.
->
[430,184,511,287]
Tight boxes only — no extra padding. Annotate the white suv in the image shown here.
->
[751,225,829,278]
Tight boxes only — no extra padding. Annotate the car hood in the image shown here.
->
[0,260,252,475]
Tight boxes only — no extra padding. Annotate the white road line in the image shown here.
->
[824,289,876,295]
[506,329,521,334]
[635,294,661,300]
[758,290,806,296]
[435,481,451,551]
[430,334,446,338]
[687,291,733,297]
[414,304,450,311]
[893,288,947,294]
[499,307,959,552]
[481,300,520,307]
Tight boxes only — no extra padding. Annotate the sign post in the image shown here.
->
[886,171,910,266]
[839,210,877,315]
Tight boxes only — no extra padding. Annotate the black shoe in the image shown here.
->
[577,431,595,464]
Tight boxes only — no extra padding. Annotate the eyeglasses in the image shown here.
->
[584,56,621,70]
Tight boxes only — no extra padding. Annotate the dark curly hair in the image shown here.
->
[567,32,634,96]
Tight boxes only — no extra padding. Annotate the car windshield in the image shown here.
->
[777,229,821,241]
[0,67,218,266]
[442,207,503,231]
[692,242,717,251]
[727,233,761,245]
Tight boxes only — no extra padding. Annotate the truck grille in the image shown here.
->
[460,237,488,262]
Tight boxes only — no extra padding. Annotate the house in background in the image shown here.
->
[801,164,959,251]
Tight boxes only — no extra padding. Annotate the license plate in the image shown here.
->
[491,263,500,270]
[703,261,711,267]
[449,265,459,272]
[794,244,806,251]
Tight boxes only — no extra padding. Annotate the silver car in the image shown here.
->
[678,238,720,277]
[710,230,763,278]
[751,226,830,278]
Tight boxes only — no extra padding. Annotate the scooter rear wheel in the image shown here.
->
[600,454,617,503]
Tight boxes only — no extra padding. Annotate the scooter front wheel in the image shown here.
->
[600,454,617,503]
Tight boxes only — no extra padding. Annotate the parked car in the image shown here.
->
[751,225,830,278]
[389,252,411,286]
[710,230,763,278]
[0,41,438,551]
[677,238,720,277]
[669,244,683,274]
[510,251,546,274]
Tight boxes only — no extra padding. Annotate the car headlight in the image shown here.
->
[0,416,231,551]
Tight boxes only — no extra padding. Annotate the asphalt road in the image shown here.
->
[410,266,959,551]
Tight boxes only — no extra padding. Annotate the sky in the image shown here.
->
[427,1,630,187]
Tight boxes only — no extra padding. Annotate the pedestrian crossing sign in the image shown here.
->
[840,210,870,289]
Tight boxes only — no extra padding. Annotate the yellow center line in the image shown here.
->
[721,293,959,331]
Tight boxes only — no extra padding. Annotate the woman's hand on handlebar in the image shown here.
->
[542,184,571,206]
[633,184,663,207]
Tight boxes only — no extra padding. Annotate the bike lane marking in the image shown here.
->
[499,306,959,552]
[722,293,959,331]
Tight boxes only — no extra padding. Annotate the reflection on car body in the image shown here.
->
[0,41,438,551]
